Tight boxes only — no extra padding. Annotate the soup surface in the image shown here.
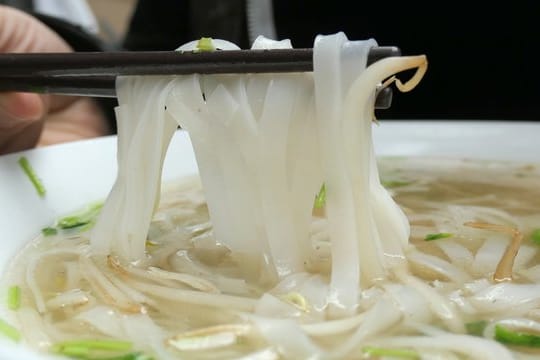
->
[2,157,540,359]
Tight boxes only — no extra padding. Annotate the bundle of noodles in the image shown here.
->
[91,34,427,317]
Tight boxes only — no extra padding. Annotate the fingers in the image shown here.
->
[0,5,71,53]
[0,5,77,154]
[0,92,48,154]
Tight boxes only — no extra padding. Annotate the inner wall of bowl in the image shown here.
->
[373,121,540,162]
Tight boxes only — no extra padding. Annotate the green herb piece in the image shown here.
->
[54,339,132,352]
[381,179,413,188]
[466,320,488,336]
[0,318,20,342]
[196,37,215,52]
[53,339,133,358]
[41,227,58,236]
[314,183,326,209]
[63,349,153,360]
[18,156,46,197]
[531,229,540,245]
[56,348,150,360]
[59,344,90,357]
[495,324,540,347]
[362,346,420,359]
[7,286,21,310]
[58,202,103,230]
[424,232,453,241]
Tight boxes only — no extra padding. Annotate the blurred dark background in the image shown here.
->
[3,0,539,121]
[122,0,539,121]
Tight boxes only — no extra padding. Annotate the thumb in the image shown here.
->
[0,92,48,154]
[0,92,48,121]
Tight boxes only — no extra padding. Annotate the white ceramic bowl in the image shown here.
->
[0,121,539,359]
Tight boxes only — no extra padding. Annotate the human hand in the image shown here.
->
[0,5,110,155]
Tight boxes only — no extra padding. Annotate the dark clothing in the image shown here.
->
[124,0,539,121]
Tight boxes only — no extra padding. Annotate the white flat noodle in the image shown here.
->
[313,32,363,316]
[342,50,422,280]
[470,282,540,314]
[407,250,472,283]
[16,307,50,350]
[472,238,506,276]
[250,316,325,358]
[313,33,413,316]
[91,77,178,261]
[92,34,417,323]
[251,35,292,49]
[75,306,124,337]
[167,77,237,253]
[254,293,304,318]
[437,241,474,272]
[331,297,402,358]
[120,314,173,360]
[383,283,432,324]
[257,75,305,276]
[168,37,320,280]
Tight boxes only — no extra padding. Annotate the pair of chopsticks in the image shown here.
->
[0,47,400,109]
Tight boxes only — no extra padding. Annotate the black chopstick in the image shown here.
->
[0,47,400,76]
[0,47,400,109]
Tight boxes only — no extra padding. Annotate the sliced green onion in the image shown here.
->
[18,156,46,197]
[531,229,540,245]
[314,183,326,209]
[0,318,20,342]
[466,320,488,336]
[7,285,21,310]
[196,37,215,52]
[52,339,133,355]
[362,346,420,359]
[58,202,103,230]
[424,232,453,241]
[381,179,413,188]
[58,344,90,357]
[41,227,58,236]
[495,324,540,347]
[56,350,151,360]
